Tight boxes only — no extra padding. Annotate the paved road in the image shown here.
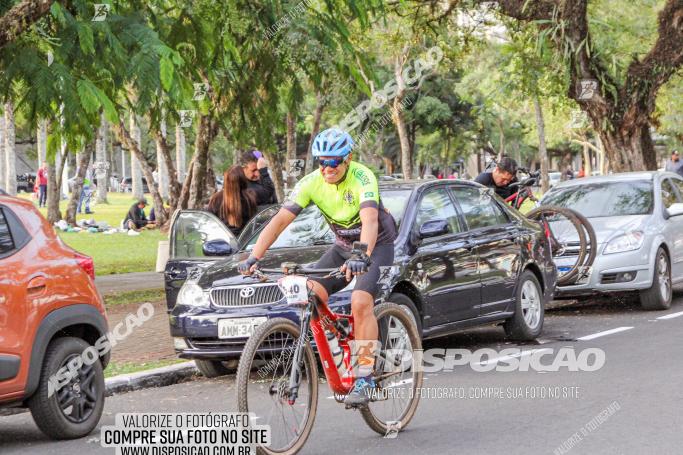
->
[95,271,164,294]
[2,294,682,454]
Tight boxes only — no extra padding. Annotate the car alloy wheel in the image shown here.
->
[56,354,99,424]
[657,252,671,302]
[521,280,541,330]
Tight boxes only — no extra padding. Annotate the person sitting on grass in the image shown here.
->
[124,198,156,231]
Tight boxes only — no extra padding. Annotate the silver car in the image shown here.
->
[541,171,683,310]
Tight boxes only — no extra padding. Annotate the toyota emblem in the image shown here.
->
[240,287,255,299]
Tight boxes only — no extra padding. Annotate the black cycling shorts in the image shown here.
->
[310,243,394,299]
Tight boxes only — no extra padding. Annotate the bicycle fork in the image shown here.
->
[286,310,312,405]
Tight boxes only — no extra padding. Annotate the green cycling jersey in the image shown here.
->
[283,161,397,249]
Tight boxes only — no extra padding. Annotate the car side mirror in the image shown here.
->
[202,239,234,257]
[419,219,450,239]
[666,202,683,218]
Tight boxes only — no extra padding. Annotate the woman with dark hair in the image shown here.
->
[207,165,257,236]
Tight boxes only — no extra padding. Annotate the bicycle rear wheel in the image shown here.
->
[360,302,423,436]
[236,318,318,455]
[526,205,587,286]
[564,208,597,268]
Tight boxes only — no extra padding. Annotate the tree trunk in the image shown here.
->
[4,102,16,196]
[392,47,412,180]
[533,97,550,193]
[95,113,109,203]
[264,150,285,202]
[175,125,186,182]
[206,153,216,196]
[178,152,195,210]
[305,90,325,175]
[37,120,47,168]
[129,114,144,199]
[113,120,168,226]
[65,147,92,225]
[285,112,297,187]
[0,114,5,192]
[487,0,683,172]
[0,0,55,49]
[156,117,170,200]
[188,115,218,209]
[153,125,180,214]
[46,156,62,223]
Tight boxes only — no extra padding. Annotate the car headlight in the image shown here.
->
[177,282,210,307]
[603,231,644,255]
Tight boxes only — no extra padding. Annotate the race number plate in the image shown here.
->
[278,276,309,305]
[217,317,267,339]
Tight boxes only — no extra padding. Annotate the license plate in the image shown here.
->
[218,317,267,339]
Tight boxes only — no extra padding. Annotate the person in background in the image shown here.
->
[207,165,258,237]
[665,150,683,177]
[240,150,277,206]
[124,198,156,231]
[577,167,586,178]
[474,157,518,199]
[37,163,48,207]
[77,166,94,214]
[563,165,574,181]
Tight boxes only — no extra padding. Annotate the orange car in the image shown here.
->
[0,193,109,439]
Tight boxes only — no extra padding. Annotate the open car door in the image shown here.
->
[164,210,238,311]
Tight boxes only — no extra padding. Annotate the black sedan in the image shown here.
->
[164,179,557,377]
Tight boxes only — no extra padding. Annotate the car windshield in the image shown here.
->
[243,189,411,250]
[542,180,654,217]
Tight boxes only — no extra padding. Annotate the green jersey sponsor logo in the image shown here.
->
[343,190,354,204]
[364,191,374,198]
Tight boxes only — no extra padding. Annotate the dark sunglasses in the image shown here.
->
[318,157,346,169]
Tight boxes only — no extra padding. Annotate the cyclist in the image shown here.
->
[239,127,397,408]
[474,156,518,199]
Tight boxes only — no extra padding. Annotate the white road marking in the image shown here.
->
[479,348,553,366]
[656,311,683,320]
[578,327,633,341]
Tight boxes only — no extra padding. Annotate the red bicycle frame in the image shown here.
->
[308,300,356,395]
[505,186,534,210]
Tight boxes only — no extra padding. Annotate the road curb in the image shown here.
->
[105,361,199,396]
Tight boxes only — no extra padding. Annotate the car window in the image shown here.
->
[669,178,683,202]
[380,190,412,227]
[452,186,509,229]
[542,180,654,217]
[171,211,237,259]
[0,209,15,256]
[245,205,334,250]
[415,188,461,234]
[661,179,678,208]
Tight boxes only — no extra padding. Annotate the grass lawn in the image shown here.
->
[18,192,168,276]
[104,289,166,305]
[104,359,186,378]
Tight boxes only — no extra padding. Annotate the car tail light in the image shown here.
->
[73,251,95,280]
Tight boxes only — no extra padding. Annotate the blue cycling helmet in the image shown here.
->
[312,128,354,157]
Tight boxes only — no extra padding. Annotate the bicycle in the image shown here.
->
[502,167,597,285]
[235,243,423,455]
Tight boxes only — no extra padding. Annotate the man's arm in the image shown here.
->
[258,167,278,203]
[359,207,379,256]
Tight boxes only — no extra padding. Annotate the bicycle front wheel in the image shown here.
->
[236,318,318,455]
[526,205,587,286]
[360,302,423,436]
